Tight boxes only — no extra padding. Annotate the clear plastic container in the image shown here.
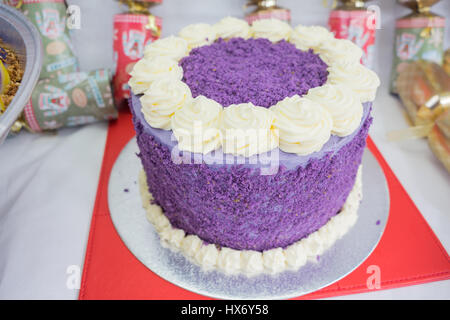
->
[0,3,42,144]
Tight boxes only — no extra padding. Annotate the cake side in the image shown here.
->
[131,97,372,251]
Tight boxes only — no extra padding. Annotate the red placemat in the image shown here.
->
[79,110,450,300]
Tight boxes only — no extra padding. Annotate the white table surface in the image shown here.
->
[0,0,449,300]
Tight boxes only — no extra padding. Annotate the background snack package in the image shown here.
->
[389,0,445,93]
[21,0,79,79]
[396,61,450,126]
[328,0,378,68]
[244,0,291,24]
[428,109,450,173]
[112,12,161,107]
[22,68,117,132]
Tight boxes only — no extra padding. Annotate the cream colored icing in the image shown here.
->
[270,95,333,155]
[140,78,193,130]
[213,16,251,39]
[221,103,279,157]
[144,35,189,61]
[128,56,183,95]
[250,18,292,42]
[289,25,334,51]
[178,23,216,49]
[316,38,363,66]
[305,83,363,137]
[139,166,362,276]
[171,95,223,154]
[327,62,380,103]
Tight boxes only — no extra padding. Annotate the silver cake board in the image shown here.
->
[108,137,389,300]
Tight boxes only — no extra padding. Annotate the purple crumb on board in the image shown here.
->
[179,37,328,108]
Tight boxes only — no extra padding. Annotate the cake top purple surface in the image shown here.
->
[179,38,329,108]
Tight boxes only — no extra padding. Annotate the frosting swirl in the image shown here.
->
[250,18,292,42]
[178,23,216,49]
[241,251,264,275]
[271,95,332,155]
[289,25,334,51]
[194,244,219,270]
[128,56,183,94]
[140,78,192,130]
[263,248,286,274]
[144,36,189,61]
[316,38,363,65]
[221,103,278,157]
[213,17,251,39]
[327,62,380,102]
[171,95,223,154]
[306,84,363,136]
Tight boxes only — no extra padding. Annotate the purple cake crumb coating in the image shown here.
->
[131,97,372,251]
[180,38,329,108]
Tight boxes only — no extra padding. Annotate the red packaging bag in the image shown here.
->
[113,12,162,108]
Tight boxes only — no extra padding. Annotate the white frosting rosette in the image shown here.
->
[140,78,193,130]
[271,95,333,155]
[316,38,363,65]
[144,35,189,61]
[289,25,334,52]
[221,103,279,157]
[178,23,216,49]
[171,95,223,154]
[306,84,363,137]
[214,16,251,39]
[128,56,183,94]
[250,18,292,42]
[327,62,380,103]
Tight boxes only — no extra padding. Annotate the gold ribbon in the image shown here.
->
[322,0,369,10]
[397,0,441,13]
[118,0,161,37]
[244,0,278,9]
[145,15,161,38]
[389,60,450,142]
[120,0,155,14]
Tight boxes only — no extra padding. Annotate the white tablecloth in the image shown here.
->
[0,0,449,300]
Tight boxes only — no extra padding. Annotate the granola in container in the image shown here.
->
[0,40,24,114]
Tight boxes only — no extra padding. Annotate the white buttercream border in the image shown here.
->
[129,17,380,157]
[139,166,362,277]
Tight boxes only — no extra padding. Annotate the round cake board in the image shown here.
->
[108,137,389,300]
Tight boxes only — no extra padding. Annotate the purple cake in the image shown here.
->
[128,18,380,274]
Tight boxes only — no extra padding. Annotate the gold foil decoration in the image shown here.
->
[244,0,291,24]
[118,0,161,38]
[396,60,450,126]
[389,60,450,172]
[444,49,450,76]
[121,0,153,14]
[397,0,443,39]
[244,0,278,10]
[335,0,370,10]
[428,109,450,173]
[397,0,441,13]
[146,15,161,38]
